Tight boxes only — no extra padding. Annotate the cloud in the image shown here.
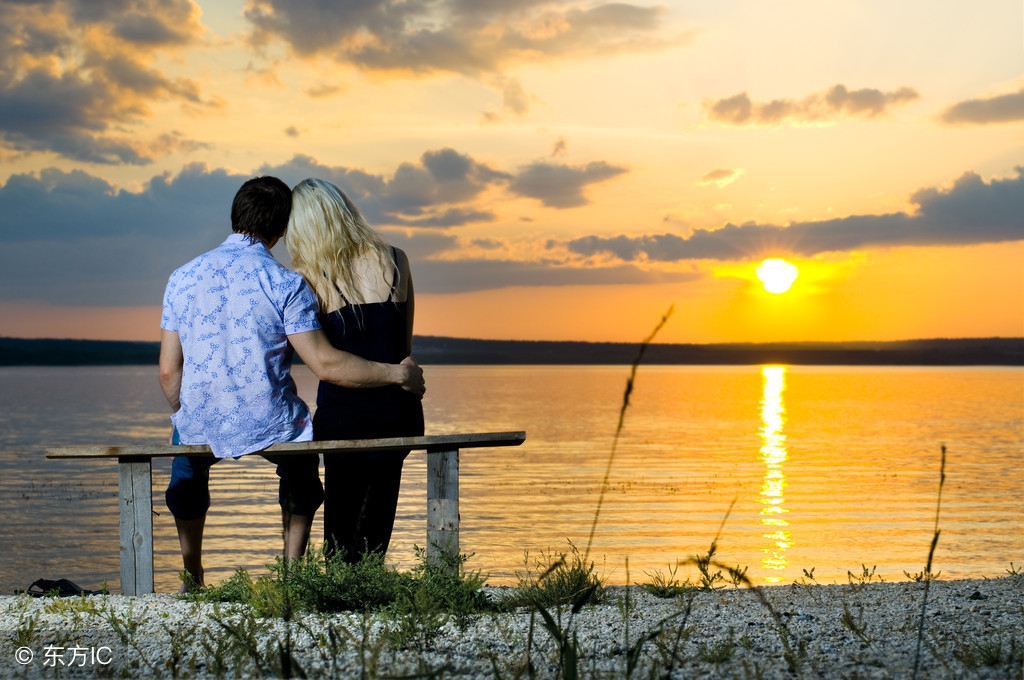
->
[508,161,628,208]
[387,228,704,291]
[471,238,505,249]
[497,76,530,115]
[244,0,676,76]
[568,168,1024,261]
[705,84,919,126]
[261,149,512,226]
[0,163,243,244]
[407,258,701,293]
[940,88,1024,125]
[148,131,214,156]
[697,168,743,188]
[304,83,344,99]
[0,0,210,164]
[265,150,625,219]
[0,163,248,305]
[382,230,460,260]
[0,147,639,306]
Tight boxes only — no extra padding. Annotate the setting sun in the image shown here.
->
[757,258,799,294]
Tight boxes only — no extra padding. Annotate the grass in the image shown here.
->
[190,543,491,653]
[583,304,673,567]
[953,635,1024,670]
[507,540,605,609]
[912,444,946,680]
[42,591,102,616]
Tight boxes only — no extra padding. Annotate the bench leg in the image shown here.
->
[426,447,459,574]
[118,457,154,595]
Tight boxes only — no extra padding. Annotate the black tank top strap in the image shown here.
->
[387,245,399,302]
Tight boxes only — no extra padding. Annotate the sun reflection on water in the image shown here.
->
[759,365,790,582]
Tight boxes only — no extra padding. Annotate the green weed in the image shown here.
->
[697,634,735,664]
[903,568,941,582]
[41,591,102,616]
[839,602,874,646]
[509,540,605,609]
[194,548,420,616]
[953,635,1022,670]
[13,609,40,648]
[641,563,693,598]
[847,564,882,591]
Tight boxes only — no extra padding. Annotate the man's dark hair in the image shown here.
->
[231,176,292,243]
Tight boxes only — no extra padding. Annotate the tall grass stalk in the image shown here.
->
[584,305,674,564]
[912,444,947,680]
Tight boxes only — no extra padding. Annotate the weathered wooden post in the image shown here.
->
[117,456,154,596]
[426,446,460,573]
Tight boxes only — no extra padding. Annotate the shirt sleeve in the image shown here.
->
[282,277,322,335]
[160,272,180,332]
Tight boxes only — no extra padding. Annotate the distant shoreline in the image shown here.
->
[1,335,1021,366]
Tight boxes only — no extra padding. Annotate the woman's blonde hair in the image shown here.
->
[286,178,397,313]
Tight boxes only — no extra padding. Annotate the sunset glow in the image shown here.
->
[0,1,1019,343]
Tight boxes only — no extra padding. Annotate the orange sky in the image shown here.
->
[0,0,1021,343]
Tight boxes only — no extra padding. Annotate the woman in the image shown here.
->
[286,178,424,562]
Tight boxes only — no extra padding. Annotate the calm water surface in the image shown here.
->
[0,364,1020,593]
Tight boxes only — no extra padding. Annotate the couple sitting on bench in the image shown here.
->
[159,176,424,591]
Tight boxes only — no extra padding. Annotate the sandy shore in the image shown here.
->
[2,576,1022,678]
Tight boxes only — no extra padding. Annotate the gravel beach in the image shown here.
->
[2,576,1022,679]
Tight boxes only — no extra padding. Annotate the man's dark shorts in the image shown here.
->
[165,430,324,520]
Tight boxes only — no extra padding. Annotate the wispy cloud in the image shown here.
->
[495,76,530,115]
[705,84,919,126]
[696,168,743,188]
[304,83,344,99]
[940,88,1024,125]
[568,168,1024,261]
[244,0,677,76]
[0,0,211,164]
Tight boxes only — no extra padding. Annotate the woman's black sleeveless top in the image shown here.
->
[313,253,424,440]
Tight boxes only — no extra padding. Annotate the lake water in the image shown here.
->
[0,364,1021,594]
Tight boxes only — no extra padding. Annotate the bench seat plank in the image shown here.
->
[46,431,525,459]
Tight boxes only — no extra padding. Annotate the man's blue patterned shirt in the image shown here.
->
[161,234,321,458]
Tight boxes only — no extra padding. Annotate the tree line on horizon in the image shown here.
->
[0,336,1021,366]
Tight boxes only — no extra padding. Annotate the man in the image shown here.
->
[158,176,424,591]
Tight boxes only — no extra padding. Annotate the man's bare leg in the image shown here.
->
[283,512,314,561]
[174,516,206,593]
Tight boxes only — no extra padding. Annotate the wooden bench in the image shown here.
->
[46,432,526,595]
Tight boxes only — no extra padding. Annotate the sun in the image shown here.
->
[756,258,799,294]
